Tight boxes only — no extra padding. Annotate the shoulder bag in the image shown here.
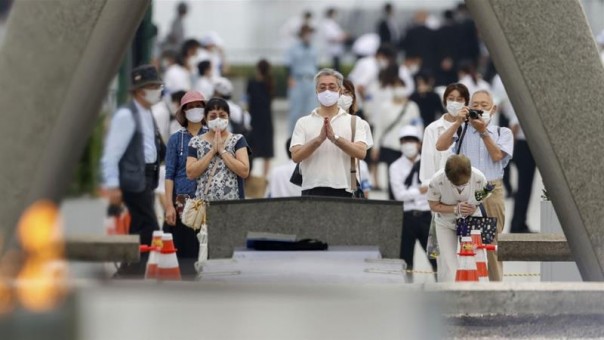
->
[455,204,497,244]
[350,115,366,199]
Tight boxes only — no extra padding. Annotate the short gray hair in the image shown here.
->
[471,89,494,103]
[314,68,344,88]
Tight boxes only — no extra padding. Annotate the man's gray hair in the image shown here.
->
[314,68,344,88]
[471,89,494,103]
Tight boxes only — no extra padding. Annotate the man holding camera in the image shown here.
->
[435,90,513,281]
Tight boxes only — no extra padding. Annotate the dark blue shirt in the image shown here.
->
[165,127,208,197]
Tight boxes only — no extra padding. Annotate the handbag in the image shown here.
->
[289,163,302,186]
[181,155,220,230]
[456,204,497,244]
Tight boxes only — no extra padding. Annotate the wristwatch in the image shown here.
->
[334,135,341,142]
[479,130,489,137]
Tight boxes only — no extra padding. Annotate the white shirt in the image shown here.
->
[163,64,191,93]
[348,56,378,90]
[389,155,429,211]
[101,99,158,188]
[266,160,302,198]
[373,99,422,151]
[458,74,491,96]
[419,116,455,184]
[290,108,373,191]
[321,18,345,57]
[227,101,252,131]
[491,75,525,140]
[426,167,487,230]
[398,65,416,98]
[151,100,172,144]
[194,76,215,99]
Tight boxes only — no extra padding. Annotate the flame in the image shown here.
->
[13,201,68,312]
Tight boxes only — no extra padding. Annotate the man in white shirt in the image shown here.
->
[389,125,436,273]
[266,138,302,198]
[161,50,192,94]
[321,7,348,72]
[290,68,373,197]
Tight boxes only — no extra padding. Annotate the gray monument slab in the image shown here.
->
[466,0,604,280]
[206,197,403,259]
[0,0,149,250]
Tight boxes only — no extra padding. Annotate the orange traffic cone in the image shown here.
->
[471,230,489,282]
[145,230,163,279]
[455,236,479,282]
[157,233,181,281]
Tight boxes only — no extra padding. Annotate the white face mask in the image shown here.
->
[317,90,340,107]
[337,95,353,111]
[408,64,420,75]
[401,142,418,159]
[393,87,408,99]
[143,88,162,105]
[481,107,495,124]
[207,117,229,131]
[377,59,389,70]
[185,108,204,123]
[169,103,179,116]
[446,101,464,117]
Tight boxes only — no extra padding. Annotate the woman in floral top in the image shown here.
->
[186,98,250,200]
[164,90,209,276]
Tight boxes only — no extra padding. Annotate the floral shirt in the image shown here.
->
[188,134,249,201]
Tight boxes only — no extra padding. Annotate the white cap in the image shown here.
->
[398,125,421,141]
[200,31,223,47]
[352,33,380,57]
[213,77,233,96]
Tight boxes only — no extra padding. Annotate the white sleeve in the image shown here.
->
[419,127,436,184]
[101,108,136,188]
[290,119,306,149]
[389,160,422,202]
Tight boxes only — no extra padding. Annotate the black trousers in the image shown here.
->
[401,210,436,271]
[302,187,351,198]
[510,140,536,232]
[163,217,199,278]
[116,175,159,278]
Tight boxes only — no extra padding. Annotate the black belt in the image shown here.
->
[145,163,158,176]
[404,210,431,217]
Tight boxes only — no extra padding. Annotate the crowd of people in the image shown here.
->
[100,1,564,281]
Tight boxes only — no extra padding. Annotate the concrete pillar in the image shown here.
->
[0,0,149,248]
[466,0,604,280]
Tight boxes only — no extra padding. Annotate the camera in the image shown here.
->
[468,109,484,120]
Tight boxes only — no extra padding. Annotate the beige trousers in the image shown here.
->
[482,180,505,281]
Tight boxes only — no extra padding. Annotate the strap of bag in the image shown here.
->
[478,203,487,217]
[350,115,358,191]
[379,102,409,146]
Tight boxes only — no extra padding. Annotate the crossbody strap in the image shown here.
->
[379,102,409,146]
[478,203,487,217]
[350,115,358,191]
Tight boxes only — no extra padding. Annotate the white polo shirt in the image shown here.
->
[426,167,487,230]
[290,108,373,191]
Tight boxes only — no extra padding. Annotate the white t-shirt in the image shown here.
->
[419,116,456,184]
[194,76,215,100]
[290,108,373,191]
[151,101,172,144]
[321,18,345,57]
[373,99,422,151]
[163,64,192,93]
[266,160,302,198]
[426,167,487,230]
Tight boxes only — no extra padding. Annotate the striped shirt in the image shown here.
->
[455,124,513,181]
